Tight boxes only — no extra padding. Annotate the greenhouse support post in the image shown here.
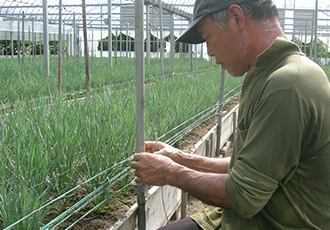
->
[135,0,147,228]
[146,5,150,65]
[63,23,66,65]
[195,44,197,71]
[181,191,187,218]
[32,18,35,65]
[91,28,94,61]
[22,11,25,65]
[58,0,62,93]
[159,0,164,80]
[126,23,128,66]
[190,43,193,72]
[170,13,174,76]
[108,0,112,68]
[10,32,13,58]
[232,111,237,144]
[100,6,103,58]
[304,22,307,54]
[309,11,314,60]
[82,0,90,94]
[39,33,42,59]
[5,31,7,58]
[28,26,31,59]
[74,12,77,66]
[115,28,118,65]
[43,0,50,75]
[18,20,20,64]
[216,68,226,156]
[206,139,211,157]
[314,0,318,63]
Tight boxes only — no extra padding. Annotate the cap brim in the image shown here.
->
[175,15,205,44]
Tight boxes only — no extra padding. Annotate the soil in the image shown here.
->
[41,98,239,230]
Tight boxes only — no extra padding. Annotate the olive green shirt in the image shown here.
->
[191,37,330,229]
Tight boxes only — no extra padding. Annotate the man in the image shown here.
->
[130,0,330,229]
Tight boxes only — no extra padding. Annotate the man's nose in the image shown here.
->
[206,42,215,57]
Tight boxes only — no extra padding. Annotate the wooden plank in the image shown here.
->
[109,186,181,230]
[146,185,181,229]
[193,104,239,157]
[109,203,137,230]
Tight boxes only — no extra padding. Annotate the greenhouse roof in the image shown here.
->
[0,0,329,31]
[0,0,194,27]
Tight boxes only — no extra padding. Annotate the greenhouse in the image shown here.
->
[0,0,330,229]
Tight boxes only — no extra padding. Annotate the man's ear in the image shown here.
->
[228,4,246,32]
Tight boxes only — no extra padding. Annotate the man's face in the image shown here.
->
[197,18,250,77]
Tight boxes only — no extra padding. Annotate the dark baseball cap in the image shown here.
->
[176,0,254,44]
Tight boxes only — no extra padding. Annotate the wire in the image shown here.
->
[155,132,170,225]
[3,157,132,230]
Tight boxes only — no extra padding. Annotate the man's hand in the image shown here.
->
[130,152,175,186]
[145,141,184,163]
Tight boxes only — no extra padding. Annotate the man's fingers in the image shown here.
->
[145,141,167,153]
[145,141,155,152]
[132,153,142,161]
[130,160,137,169]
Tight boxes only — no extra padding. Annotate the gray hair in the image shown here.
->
[205,0,279,28]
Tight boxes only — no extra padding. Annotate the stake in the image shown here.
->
[135,0,147,229]
[216,68,226,156]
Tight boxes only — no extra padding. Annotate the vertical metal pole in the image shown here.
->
[181,191,187,218]
[92,28,94,61]
[135,0,147,229]
[32,18,35,65]
[120,28,122,57]
[159,0,164,80]
[201,43,203,60]
[58,0,62,92]
[100,6,103,58]
[63,23,65,65]
[314,0,318,63]
[304,21,307,54]
[195,44,197,71]
[74,12,77,66]
[170,13,174,76]
[28,26,31,58]
[54,33,56,57]
[22,11,25,65]
[70,28,73,56]
[205,139,211,157]
[43,0,50,75]
[146,5,150,65]
[82,0,90,94]
[126,23,128,66]
[215,68,226,156]
[232,111,237,144]
[108,0,112,67]
[39,33,42,58]
[5,31,7,58]
[66,33,69,61]
[129,33,131,58]
[309,11,314,60]
[115,27,118,65]
[190,44,193,72]
[179,40,182,59]
[88,28,94,61]
[10,31,13,58]
[18,21,20,64]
